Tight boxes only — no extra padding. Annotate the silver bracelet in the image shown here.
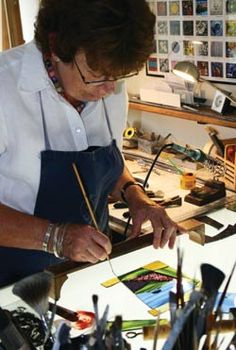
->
[42,223,55,252]
[52,224,61,257]
[54,224,68,258]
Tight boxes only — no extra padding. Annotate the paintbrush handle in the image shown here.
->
[72,163,99,230]
[48,302,78,322]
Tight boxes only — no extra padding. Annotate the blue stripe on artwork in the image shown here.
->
[137,281,193,309]
[137,281,175,308]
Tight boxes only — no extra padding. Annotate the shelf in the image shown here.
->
[129,100,236,129]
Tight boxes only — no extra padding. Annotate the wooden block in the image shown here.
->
[179,218,205,245]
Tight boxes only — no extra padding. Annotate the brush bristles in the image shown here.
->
[200,264,225,297]
[92,294,98,305]
[12,271,53,316]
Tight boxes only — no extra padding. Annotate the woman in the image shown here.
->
[0,0,180,286]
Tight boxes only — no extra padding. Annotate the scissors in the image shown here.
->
[125,330,143,338]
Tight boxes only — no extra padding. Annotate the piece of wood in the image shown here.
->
[129,101,236,129]
[2,0,24,49]
[179,218,205,245]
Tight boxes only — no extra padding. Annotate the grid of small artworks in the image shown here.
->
[146,0,236,83]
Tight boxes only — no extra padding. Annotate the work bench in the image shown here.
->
[0,208,235,349]
[0,158,236,349]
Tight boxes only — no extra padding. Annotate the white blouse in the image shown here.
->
[0,41,128,214]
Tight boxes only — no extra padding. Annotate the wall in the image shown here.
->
[19,0,39,42]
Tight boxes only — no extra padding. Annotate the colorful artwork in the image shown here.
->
[101,261,195,316]
[146,0,236,83]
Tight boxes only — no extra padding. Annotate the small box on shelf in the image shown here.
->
[216,138,236,191]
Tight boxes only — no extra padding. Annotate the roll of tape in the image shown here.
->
[124,127,135,139]
[180,172,196,190]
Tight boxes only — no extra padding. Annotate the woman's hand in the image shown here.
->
[61,224,112,263]
[125,187,184,249]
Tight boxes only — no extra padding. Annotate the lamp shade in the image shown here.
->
[173,61,200,83]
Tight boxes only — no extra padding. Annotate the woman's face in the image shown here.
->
[54,51,116,101]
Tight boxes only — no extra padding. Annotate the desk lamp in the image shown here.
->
[173,61,236,114]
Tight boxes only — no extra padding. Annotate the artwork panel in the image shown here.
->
[159,58,170,72]
[157,20,168,35]
[182,0,194,16]
[197,60,209,76]
[170,20,181,35]
[226,21,236,37]
[211,62,224,77]
[210,20,223,36]
[226,62,236,78]
[157,1,168,16]
[211,41,223,57]
[158,39,169,54]
[101,260,197,314]
[183,40,195,56]
[196,0,208,15]
[196,20,208,36]
[226,0,236,15]
[195,41,209,56]
[226,41,236,58]
[210,0,223,15]
[169,1,180,15]
[183,20,194,36]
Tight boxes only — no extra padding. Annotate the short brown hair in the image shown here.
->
[34,0,155,77]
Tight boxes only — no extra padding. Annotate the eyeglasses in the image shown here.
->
[74,58,138,85]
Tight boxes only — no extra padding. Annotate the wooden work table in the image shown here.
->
[129,100,236,129]
[1,207,236,350]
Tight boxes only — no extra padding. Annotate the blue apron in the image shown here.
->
[0,99,124,287]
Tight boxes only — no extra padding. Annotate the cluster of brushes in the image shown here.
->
[8,272,130,349]
[1,252,236,350]
[160,248,236,350]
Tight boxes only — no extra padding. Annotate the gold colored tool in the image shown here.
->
[142,319,236,340]
[72,163,116,277]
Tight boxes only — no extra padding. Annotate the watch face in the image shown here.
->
[215,95,223,107]
[211,90,230,114]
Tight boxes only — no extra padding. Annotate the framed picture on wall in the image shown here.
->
[146,0,236,84]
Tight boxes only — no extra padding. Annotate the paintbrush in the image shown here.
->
[197,263,225,347]
[92,294,103,349]
[72,163,116,276]
[152,314,160,350]
[176,246,184,309]
[214,261,236,320]
[48,302,78,322]
[12,271,54,345]
[99,304,109,338]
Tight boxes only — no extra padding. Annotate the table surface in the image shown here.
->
[1,159,236,349]
[1,207,235,349]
